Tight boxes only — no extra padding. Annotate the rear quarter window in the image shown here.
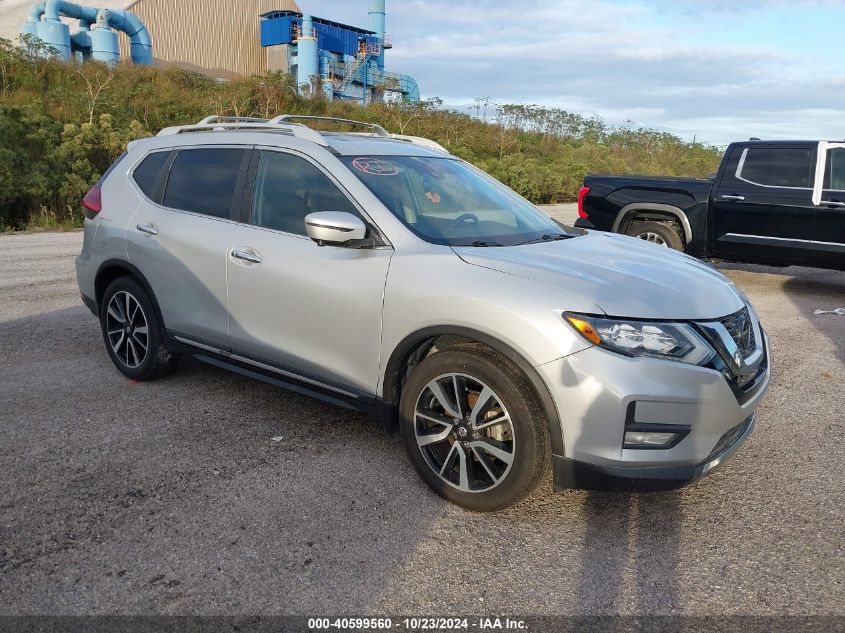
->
[132,151,170,198]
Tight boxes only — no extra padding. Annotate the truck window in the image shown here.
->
[824,148,845,191]
[737,147,814,189]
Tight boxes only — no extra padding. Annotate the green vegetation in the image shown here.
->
[0,37,722,231]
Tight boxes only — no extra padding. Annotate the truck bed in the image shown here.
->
[578,174,715,256]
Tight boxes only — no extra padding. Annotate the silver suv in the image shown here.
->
[76,115,771,511]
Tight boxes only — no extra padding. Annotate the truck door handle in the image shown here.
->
[720,195,746,202]
[821,200,845,208]
[231,248,262,264]
[136,223,159,235]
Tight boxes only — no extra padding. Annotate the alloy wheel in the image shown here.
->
[105,291,149,369]
[414,373,515,493]
[636,231,668,246]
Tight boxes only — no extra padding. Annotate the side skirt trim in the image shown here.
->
[170,333,379,417]
[193,353,362,413]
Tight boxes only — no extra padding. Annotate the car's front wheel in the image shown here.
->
[100,276,178,381]
[399,344,550,511]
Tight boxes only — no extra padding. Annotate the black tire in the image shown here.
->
[625,220,684,251]
[399,344,551,512]
[99,276,178,381]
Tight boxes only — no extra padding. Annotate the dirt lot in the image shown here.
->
[0,229,842,617]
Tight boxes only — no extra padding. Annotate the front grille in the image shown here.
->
[706,415,753,461]
[719,307,756,358]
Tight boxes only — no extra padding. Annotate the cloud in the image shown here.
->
[305,0,845,144]
[645,0,843,13]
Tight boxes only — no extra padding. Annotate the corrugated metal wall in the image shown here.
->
[117,0,300,79]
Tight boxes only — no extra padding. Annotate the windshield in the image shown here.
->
[341,155,572,246]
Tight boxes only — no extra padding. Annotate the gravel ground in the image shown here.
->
[0,229,842,617]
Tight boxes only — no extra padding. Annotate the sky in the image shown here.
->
[304,0,845,146]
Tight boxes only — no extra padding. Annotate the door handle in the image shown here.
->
[136,223,159,236]
[231,248,262,264]
[720,195,746,202]
[821,200,845,208]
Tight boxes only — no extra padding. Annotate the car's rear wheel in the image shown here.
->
[100,277,178,381]
[626,220,684,251]
[399,344,550,511]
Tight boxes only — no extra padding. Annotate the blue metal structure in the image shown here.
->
[260,1,419,104]
[20,0,152,65]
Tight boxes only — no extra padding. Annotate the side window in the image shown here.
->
[163,148,245,218]
[738,147,814,188]
[132,151,170,199]
[251,151,358,236]
[824,148,845,191]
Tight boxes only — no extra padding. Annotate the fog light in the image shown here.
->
[624,431,680,448]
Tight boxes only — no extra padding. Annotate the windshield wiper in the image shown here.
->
[466,240,505,247]
[519,233,573,245]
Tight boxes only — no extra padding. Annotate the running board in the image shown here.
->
[192,353,361,413]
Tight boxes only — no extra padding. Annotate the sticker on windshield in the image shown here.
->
[352,157,400,176]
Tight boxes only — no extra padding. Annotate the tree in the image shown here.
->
[0,53,722,229]
[75,62,115,124]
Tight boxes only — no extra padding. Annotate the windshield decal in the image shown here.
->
[351,157,400,176]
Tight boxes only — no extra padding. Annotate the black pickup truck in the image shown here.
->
[575,139,845,270]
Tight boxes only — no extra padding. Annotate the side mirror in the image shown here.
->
[304,212,368,247]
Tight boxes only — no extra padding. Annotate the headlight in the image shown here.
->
[565,313,715,365]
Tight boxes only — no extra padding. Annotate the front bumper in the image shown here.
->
[539,330,770,491]
[553,414,755,491]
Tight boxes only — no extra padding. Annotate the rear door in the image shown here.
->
[127,146,250,347]
[809,143,845,269]
[710,144,817,264]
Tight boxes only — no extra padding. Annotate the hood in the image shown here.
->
[453,232,744,320]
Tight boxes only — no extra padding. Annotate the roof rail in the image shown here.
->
[390,134,448,153]
[154,114,448,153]
[156,119,328,146]
[271,115,390,138]
[197,116,272,125]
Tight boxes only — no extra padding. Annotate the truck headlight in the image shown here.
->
[565,313,715,365]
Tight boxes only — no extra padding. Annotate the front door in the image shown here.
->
[226,149,393,395]
[809,143,845,270]
[710,144,817,265]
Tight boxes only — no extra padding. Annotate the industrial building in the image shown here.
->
[259,6,419,102]
[4,0,418,102]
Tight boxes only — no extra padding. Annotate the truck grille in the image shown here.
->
[719,307,756,358]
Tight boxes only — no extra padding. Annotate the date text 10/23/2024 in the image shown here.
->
[307,617,528,630]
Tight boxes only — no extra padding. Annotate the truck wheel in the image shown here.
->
[626,220,684,251]
[398,344,551,512]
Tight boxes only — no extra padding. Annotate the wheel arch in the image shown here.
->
[95,259,166,331]
[612,202,692,244]
[381,325,565,457]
